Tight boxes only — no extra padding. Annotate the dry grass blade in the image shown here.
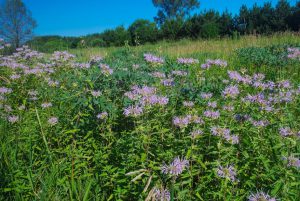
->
[131,172,145,182]
[125,169,147,176]
[143,175,152,193]
[145,187,155,201]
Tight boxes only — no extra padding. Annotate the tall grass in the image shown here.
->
[70,32,300,60]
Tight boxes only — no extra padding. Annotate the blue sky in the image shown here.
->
[21,0,298,37]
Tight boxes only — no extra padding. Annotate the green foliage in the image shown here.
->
[152,0,200,24]
[1,41,300,200]
[100,26,130,47]
[160,17,185,40]
[28,36,80,52]
[236,44,300,68]
[128,19,159,45]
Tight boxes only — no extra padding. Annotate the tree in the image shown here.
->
[236,5,250,34]
[160,17,185,40]
[0,0,36,48]
[100,26,130,47]
[218,10,234,36]
[200,10,220,38]
[128,19,158,45]
[274,0,292,31]
[152,0,200,24]
[287,1,300,31]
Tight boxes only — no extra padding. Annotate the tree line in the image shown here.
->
[1,0,299,52]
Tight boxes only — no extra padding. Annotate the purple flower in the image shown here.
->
[203,110,220,119]
[41,102,52,108]
[222,105,234,111]
[161,157,189,176]
[99,64,113,75]
[51,51,75,61]
[252,73,265,81]
[224,134,239,144]
[97,112,108,120]
[0,87,12,94]
[248,192,276,201]
[287,47,300,60]
[201,59,227,69]
[207,101,217,108]
[161,78,175,87]
[47,79,59,87]
[177,57,199,64]
[91,90,102,97]
[201,63,211,69]
[72,62,91,69]
[150,71,166,78]
[210,127,230,137]
[8,115,19,123]
[249,119,269,127]
[279,127,294,137]
[90,55,103,63]
[173,115,192,128]
[200,92,213,100]
[154,188,171,201]
[171,70,187,76]
[183,101,194,107]
[191,115,204,124]
[48,117,58,126]
[123,105,143,117]
[136,86,157,96]
[277,80,291,89]
[141,95,169,106]
[222,85,239,99]
[144,53,164,64]
[228,70,242,81]
[191,129,203,138]
[282,156,300,168]
[217,165,237,182]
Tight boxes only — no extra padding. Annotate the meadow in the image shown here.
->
[1,33,300,201]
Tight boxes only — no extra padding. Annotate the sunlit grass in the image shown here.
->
[70,32,300,60]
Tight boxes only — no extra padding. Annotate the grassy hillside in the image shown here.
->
[70,32,300,59]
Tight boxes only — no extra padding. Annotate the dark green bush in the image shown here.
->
[128,19,159,45]
[236,44,300,67]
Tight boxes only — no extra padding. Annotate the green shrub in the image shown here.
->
[236,44,300,67]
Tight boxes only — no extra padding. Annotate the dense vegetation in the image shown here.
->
[1,35,300,200]
[28,0,300,52]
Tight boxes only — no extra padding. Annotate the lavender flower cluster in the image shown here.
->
[282,156,300,168]
[123,85,169,117]
[171,70,188,76]
[211,126,239,144]
[161,157,189,176]
[99,64,113,75]
[144,53,164,64]
[97,112,108,120]
[51,51,75,62]
[201,59,228,69]
[216,165,237,182]
[287,47,300,60]
[177,57,199,64]
[222,85,240,99]
[248,192,276,201]
[154,188,171,201]
[123,105,143,117]
[173,115,204,128]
